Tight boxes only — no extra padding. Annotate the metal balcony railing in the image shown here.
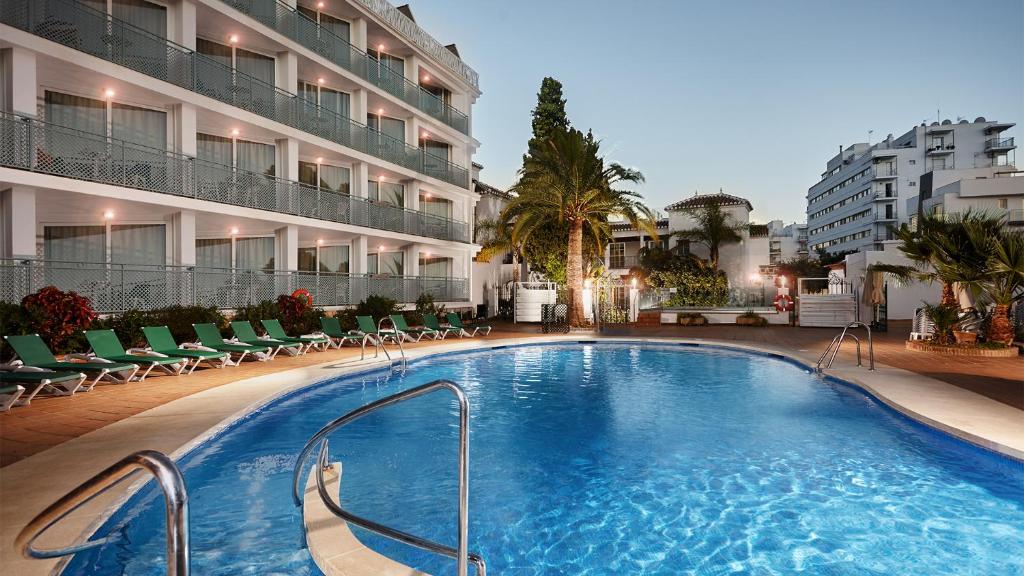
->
[985,137,1015,151]
[607,255,639,269]
[1005,209,1023,225]
[0,259,468,313]
[0,0,469,188]
[872,166,897,178]
[219,0,469,135]
[0,113,470,242]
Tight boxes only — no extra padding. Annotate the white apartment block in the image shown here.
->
[806,117,1015,254]
[0,0,482,312]
[605,192,806,286]
[908,167,1024,229]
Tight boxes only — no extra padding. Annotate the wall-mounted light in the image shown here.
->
[317,238,324,246]
[423,251,431,257]
[377,43,385,52]
[228,34,239,44]
[103,209,115,220]
[316,1,325,8]
[424,192,432,199]
[377,245,386,252]
[230,128,240,136]
[229,227,239,235]
[315,156,323,164]
[317,77,326,85]
[103,88,116,98]
[779,276,788,287]
[630,277,638,288]
[422,74,430,83]
[377,175,385,182]
[376,108,384,116]
[421,131,430,139]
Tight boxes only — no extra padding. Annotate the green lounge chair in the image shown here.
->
[260,319,329,354]
[142,326,231,373]
[192,323,272,363]
[356,315,403,345]
[3,334,139,390]
[319,317,378,359]
[423,314,456,340]
[446,313,492,338]
[230,321,303,359]
[0,369,87,407]
[85,329,187,381]
[388,314,438,342]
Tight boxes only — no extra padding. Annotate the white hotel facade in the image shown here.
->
[0,0,482,312]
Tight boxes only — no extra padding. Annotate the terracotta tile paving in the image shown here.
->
[1,323,1020,468]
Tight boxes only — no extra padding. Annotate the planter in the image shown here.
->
[953,331,977,345]
[736,315,768,327]
[678,315,707,326]
[905,340,1020,357]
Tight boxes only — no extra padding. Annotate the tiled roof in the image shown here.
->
[748,224,769,238]
[474,179,513,200]
[611,218,669,231]
[665,193,753,212]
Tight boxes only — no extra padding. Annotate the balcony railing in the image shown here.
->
[872,166,897,178]
[0,259,468,313]
[1005,209,1023,226]
[607,255,639,269]
[985,137,1015,151]
[219,0,469,135]
[0,0,469,188]
[0,113,470,242]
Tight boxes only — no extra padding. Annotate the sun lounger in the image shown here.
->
[446,313,492,337]
[3,334,139,389]
[85,329,187,381]
[230,321,303,359]
[319,317,378,359]
[260,319,330,354]
[423,314,456,340]
[0,368,87,406]
[192,324,272,363]
[142,326,231,373]
[388,314,438,342]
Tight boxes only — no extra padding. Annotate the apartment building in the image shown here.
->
[806,117,1015,254]
[605,192,801,286]
[0,0,482,312]
[909,168,1024,228]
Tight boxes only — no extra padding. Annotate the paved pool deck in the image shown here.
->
[0,324,1021,575]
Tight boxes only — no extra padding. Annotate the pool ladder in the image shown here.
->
[293,379,485,576]
[14,450,190,576]
[376,316,408,371]
[817,321,875,373]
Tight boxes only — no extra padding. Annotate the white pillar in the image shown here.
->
[351,162,369,198]
[1,186,36,259]
[351,235,368,274]
[275,225,298,271]
[351,88,367,123]
[170,0,197,50]
[350,18,368,52]
[405,180,420,211]
[173,102,197,156]
[167,211,196,266]
[275,51,298,94]
[2,47,37,116]
[405,243,420,277]
[407,116,422,147]
[276,137,299,181]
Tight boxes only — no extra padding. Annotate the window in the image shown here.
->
[368,180,404,206]
[299,161,350,194]
[420,193,452,218]
[197,133,275,176]
[931,157,947,171]
[235,237,275,271]
[421,81,451,106]
[367,114,406,142]
[421,138,450,160]
[998,198,1008,209]
[44,226,106,262]
[299,245,350,273]
[368,251,403,275]
[112,103,166,150]
[196,238,231,268]
[367,48,405,83]
[298,81,350,118]
[609,242,625,268]
[110,224,165,265]
[297,6,350,42]
[44,223,166,265]
[419,255,451,277]
[45,91,167,150]
[112,0,167,38]
[909,159,916,165]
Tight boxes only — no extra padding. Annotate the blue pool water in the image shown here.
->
[65,343,1024,575]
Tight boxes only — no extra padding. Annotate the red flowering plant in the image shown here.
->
[21,286,98,353]
[276,293,321,334]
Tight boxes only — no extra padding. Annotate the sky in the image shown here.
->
[411,0,1023,224]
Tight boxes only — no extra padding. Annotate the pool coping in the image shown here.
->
[1,334,1022,575]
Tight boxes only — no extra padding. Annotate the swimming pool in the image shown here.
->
[65,342,1024,575]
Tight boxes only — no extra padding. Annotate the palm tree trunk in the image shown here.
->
[512,251,521,283]
[567,220,585,326]
[940,282,958,307]
[986,304,1013,344]
[709,244,719,271]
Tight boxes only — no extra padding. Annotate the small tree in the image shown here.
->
[673,200,745,271]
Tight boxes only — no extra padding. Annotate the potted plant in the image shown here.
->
[678,313,707,326]
[953,330,977,345]
[736,310,767,327]
[921,302,959,345]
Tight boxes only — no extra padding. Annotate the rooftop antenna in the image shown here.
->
[868,129,873,144]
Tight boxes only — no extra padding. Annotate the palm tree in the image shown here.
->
[474,218,524,282]
[873,212,1000,307]
[503,128,655,326]
[961,223,1024,344]
[672,200,745,271]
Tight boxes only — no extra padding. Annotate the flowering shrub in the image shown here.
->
[20,286,98,353]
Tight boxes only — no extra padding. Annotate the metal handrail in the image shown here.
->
[292,380,484,576]
[816,321,875,372]
[376,315,407,365]
[15,450,189,576]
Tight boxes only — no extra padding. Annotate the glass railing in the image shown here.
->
[0,259,468,312]
[219,0,470,135]
[985,137,1015,150]
[0,0,469,188]
[872,166,897,178]
[0,113,470,242]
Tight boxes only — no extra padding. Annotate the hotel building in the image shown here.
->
[0,0,481,312]
[806,118,1015,254]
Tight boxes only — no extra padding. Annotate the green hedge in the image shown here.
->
[650,269,729,307]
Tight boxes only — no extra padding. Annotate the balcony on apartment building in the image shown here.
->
[872,165,898,179]
[0,259,468,312]
[985,137,1016,152]
[0,0,470,188]
[219,0,470,135]
[607,255,640,270]
[1006,209,1024,226]
[0,113,471,242]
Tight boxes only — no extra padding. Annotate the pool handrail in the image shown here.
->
[15,449,189,576]
[292,379,483,576]
[817,321,875,372]
[376,315,407,367]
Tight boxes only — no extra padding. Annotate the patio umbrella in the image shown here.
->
[867,270,886,305]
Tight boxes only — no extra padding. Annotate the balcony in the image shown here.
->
[0,259,468,312]
[0,0,469,188]
[0,113,471,242]
[872,166,898,179]
[926,145,954,155]
[1006,209,1024,226]
[607,255,639,269]
[219,0,469,135]
[985,137,1016,152]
